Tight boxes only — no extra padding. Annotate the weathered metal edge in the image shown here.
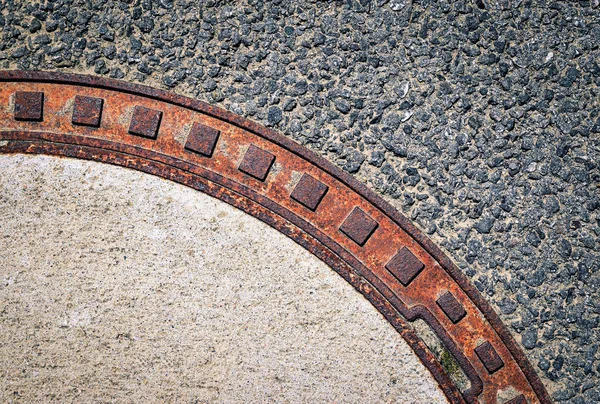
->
[0,70,552,403]
[0,136,466,404]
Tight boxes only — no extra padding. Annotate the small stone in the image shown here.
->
[267,106,283,125]
[559,101,578,113]
[334,100,351,114]
[494,40,507,53]
[136,16,154,33]
[465,16,479,32]
[109,67,124,79]
[94,59,109,75]
[46,20,58,32]
[545,196,560,215]
[508,161,521,176]
[29,19,42,34]
[282,98,297,112]
[526,232,541,247]
[203,79,217,92]
[479,53,498,65]
[553,355,564,371]
[368,151,385,168]
[468,115,482,130]
[559,67,580,87]
[518,93,531,106]
[389,0,409,11]
[558,239,572,258]
[556,143,570,158]
[396,82,410,98]
[474,217,495,234]
[381,135,407,158]
[526,269,546,287]
[343,150,365,174]
[522,328,538,349]
[499,297,518,315]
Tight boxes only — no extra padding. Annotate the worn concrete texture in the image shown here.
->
[1,0,600,401]
[0,154,448,403]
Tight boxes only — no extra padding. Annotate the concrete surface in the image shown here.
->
[0,154,448,403]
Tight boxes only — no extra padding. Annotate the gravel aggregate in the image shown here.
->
[1,0,599,401]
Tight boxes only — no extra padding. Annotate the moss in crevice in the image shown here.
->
[412,319,469,392]
[440,349,462,380]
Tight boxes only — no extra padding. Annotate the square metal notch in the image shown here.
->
[386,246,425,287]
[14,91,44,121]
[185,122,220,157]
[72,95,104,127]
[436,291,467,324]
[290,173,329,211]
[339,207,378,246]
[475,341,504,374]
[128,105,163,139]
[238,144,276,181]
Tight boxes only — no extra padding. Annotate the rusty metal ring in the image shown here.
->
[0,71,550,404]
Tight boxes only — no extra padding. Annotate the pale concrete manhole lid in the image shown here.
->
[0,71,550,404]
[0,154,448,403]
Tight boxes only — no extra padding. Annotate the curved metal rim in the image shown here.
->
[0,70,551,404]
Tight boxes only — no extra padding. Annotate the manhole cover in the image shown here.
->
[0,71,550,404]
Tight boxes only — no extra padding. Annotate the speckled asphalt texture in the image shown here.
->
[1,0,599,401]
